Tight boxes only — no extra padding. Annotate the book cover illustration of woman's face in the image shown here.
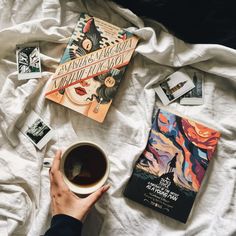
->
[58,14,125,106]
[65,78,101,105]
[47,13,133,122]
[65,68,122,106]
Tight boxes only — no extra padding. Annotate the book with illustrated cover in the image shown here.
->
[45,13,139,122]
[124,108,220,223]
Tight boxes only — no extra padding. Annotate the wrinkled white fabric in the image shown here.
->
[0,217,8,236]
[0,0,235,235]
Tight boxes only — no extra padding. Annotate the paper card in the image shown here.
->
[154,68,195,106]
[180,69,204,105]
[16,42,42,80]
[19,111,54,150]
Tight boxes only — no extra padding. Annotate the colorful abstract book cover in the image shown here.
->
[45,13,139,123]
[124,109,220,223]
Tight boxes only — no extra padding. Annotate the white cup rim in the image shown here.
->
[60,141,109,195]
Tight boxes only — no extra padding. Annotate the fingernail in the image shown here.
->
[102,184,110,192]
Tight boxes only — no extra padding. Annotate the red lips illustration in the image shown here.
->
[75,87,87,96]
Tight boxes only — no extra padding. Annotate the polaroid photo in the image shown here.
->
[19,111,54,150]
[180,68,204,105]
[154,68,195,106]
[16,42,42,80]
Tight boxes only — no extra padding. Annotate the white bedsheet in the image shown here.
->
[0,0,236,235]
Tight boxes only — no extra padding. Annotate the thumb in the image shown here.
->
[85,184,110,207]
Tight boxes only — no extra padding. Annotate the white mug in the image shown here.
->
[60,141,110,196]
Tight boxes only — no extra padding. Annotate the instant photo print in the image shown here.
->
[154,68,195,105]
[19,111,54,150]
[16,42,42,80]
[180,68,204,105]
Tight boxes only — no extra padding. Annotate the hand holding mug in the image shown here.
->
[49,150,110,221]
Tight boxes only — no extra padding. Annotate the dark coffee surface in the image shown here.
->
[64,145,107,187]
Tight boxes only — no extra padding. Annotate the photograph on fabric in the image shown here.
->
[20,111,54,150]
[154,68,195,105]
[180,68,204,105]
[16,43,42,80]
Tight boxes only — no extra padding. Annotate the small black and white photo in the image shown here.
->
[16,43,42,80]
[180,68,204,105]
[25,118,51,144]
[20,111,54,150]
[154,68,195,105]
[160,78,175,101]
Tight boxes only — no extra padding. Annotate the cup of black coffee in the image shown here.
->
[60,141,109,195]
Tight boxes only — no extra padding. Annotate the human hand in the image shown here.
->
[49,150,110,221]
